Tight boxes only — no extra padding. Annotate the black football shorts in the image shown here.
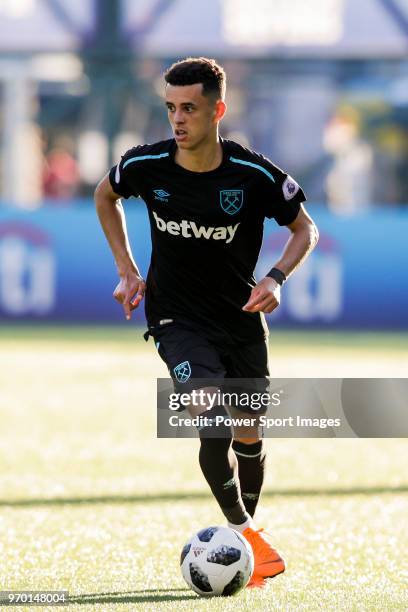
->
[146,318,270,413]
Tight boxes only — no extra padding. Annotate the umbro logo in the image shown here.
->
[222,477,236,490]
[153,189,170,202]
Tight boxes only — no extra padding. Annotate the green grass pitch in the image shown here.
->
[0,326,407,611]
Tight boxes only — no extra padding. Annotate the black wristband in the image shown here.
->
[266,267,286,286]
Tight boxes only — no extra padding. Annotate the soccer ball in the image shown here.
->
[180,526,254,597]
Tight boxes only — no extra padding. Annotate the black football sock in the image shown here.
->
[199,437,249,525]
[198,407,248,525]
[232,439,266,518]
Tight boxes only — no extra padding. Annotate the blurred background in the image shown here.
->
[0,0,407,328]
[1,4,407,605]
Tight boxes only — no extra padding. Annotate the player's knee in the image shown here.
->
[197,405,232,440]
[186,386,223,418]
[198,407,233,470]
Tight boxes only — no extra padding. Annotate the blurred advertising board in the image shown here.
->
[0,203,407,329]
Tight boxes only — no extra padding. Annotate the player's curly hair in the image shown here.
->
[164,57,226,100]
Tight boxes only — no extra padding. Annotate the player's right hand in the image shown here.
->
[113,272,146,321]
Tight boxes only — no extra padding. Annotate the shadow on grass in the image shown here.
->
[0,485,407,507]
[68,588,197,604]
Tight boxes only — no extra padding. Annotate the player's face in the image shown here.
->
[165,83,225,150]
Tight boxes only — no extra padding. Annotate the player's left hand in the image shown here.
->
[242,277,281,313]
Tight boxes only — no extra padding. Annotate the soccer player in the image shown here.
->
[95,57,318,588]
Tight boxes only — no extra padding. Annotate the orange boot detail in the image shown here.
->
[243,528,285,581]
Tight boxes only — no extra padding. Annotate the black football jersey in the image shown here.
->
[109,138,306,344]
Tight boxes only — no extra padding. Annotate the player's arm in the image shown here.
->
[94,173,145,320]
[271,204,319,278]
[242,205,318,313]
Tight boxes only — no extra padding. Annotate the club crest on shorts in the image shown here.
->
[174,361,191,383]
[219,190,243,215]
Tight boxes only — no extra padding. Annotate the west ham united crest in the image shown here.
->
[173,361,191,383]
[219,190,243,215]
